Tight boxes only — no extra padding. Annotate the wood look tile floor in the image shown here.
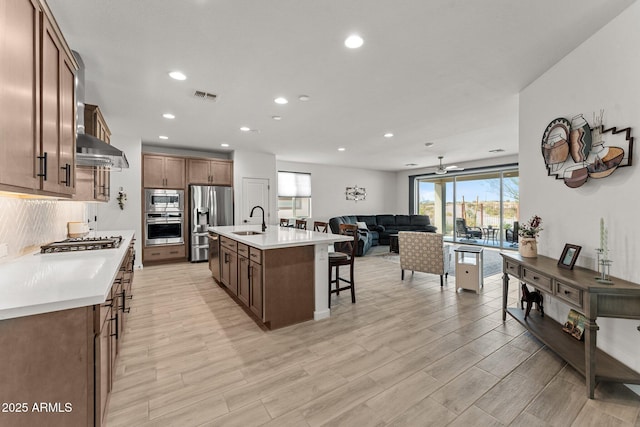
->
[107,254,640,427]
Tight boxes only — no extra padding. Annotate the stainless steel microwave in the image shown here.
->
[144,189,184,212]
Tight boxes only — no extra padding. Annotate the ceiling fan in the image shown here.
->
[433,156,464,175]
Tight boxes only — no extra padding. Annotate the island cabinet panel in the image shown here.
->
[249,259,263,318]
[262,246,315,329]
[220,245,238,296]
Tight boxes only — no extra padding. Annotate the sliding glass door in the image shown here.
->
[415,167,519,249]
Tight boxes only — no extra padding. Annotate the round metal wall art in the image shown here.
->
[540,113,634,188]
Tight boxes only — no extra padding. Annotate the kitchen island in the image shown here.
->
[208,225,352,329]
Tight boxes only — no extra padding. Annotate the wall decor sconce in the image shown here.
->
[345,185,366,202]
[117,187,127,210]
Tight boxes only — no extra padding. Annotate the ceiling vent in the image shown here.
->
[193,90,217,102]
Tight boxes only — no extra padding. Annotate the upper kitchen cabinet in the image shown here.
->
[75,104,111,201]
[143,154,185,189]
[187,158,233,186]
[0,0,77,197]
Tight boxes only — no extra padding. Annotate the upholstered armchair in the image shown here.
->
[399,232,451,286]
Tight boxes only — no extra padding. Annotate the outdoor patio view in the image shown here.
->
[416,169,519,249]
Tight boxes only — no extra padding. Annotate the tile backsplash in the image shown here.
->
[0,197,89,259]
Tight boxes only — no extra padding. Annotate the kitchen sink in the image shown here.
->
[232,231,263,236]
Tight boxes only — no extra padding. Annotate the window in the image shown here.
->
[277,171,312,219]
[414,165,518,248]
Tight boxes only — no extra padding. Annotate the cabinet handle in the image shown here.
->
[564,290,571,295]
[533,276,539,280]
[151,252,161,256]
[109,315,119,339]
[60,164,71,186]
[37,152,48,180]
[170,250,179,254]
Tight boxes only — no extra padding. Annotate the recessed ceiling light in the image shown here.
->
[424,142,434,147]
[298,95,310,101]
[489,148,505,153]
[240,126,251,132]
[345,34,364,49]
[159,135,168,140]
[221,143,229,147]
[168,71,186,81]
[384,133,394,138]
[272,115,282,120]
[405,163,418,167]
[162,113,175,119]
[274,97,288,105]
[338,147,346,152]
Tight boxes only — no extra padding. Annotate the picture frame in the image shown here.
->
[558,244,581,270]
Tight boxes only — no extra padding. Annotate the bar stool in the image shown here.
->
[280,218,290,227]
[328,223,357,308]
[313,221,328,233]
[295,219,307,230]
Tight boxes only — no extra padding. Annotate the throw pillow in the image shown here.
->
[356,221,368,230]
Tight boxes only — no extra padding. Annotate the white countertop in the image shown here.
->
[0,230,135,320]
[209,225,352,249]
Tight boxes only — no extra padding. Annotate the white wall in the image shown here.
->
[276,160,397,224]
[520,1,640,376]
[232,150,277,225]
[96,136,143,267]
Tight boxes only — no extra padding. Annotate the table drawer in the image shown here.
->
[249,247,262,264]
[555,281,583,309]
[522,268,552,292]
[237,243,249,257]
[504,260,521,278]
[220,236,238,252]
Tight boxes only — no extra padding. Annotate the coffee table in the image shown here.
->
[389,234,399,253]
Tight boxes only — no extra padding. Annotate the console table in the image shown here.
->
[501,252,640,398]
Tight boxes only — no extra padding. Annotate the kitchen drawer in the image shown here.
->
[249,247,262,264]
[522,268,552,292]
[237,243,249,257]
[143,244,186,261]
[504,259,521,278]
[220,236,238,252]
[555,281,583,309]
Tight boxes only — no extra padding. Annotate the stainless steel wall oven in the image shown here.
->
[144,189,184,246]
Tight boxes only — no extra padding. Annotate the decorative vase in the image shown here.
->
[519,237,538,258]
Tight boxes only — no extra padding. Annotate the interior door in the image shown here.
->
[242,178,270,226]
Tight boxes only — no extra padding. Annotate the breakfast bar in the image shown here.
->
[208,225,352,329]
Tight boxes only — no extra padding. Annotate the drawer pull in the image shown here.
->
[533,276,539,280]
[151,252,160,256]
[564,290,571,295]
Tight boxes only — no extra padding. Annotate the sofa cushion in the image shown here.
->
[396,215,411,226]
[356,215,377,229]
[376,214,396,227]
[410,215,431,226]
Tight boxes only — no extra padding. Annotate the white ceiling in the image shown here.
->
[48,0,635,171]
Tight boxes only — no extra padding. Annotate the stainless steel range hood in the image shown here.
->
[76,133,129,168]
[73,51,129,169]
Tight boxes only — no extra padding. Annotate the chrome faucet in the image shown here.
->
[250,205,266,232]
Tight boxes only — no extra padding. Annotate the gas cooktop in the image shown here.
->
[40,236,123,253]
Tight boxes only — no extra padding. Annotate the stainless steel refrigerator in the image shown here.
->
[189,185,233,262]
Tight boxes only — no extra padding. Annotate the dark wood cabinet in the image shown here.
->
[187,158,233,186]
[75,104,111,201]
[143,154,185,189]
[0,0,77,197]
[249,259,263,318]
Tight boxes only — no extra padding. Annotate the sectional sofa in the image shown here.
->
[328,214,438,256]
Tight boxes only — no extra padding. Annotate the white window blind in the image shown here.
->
[278,171,311,197]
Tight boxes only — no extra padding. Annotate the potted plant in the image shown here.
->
[518,215,542,257]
